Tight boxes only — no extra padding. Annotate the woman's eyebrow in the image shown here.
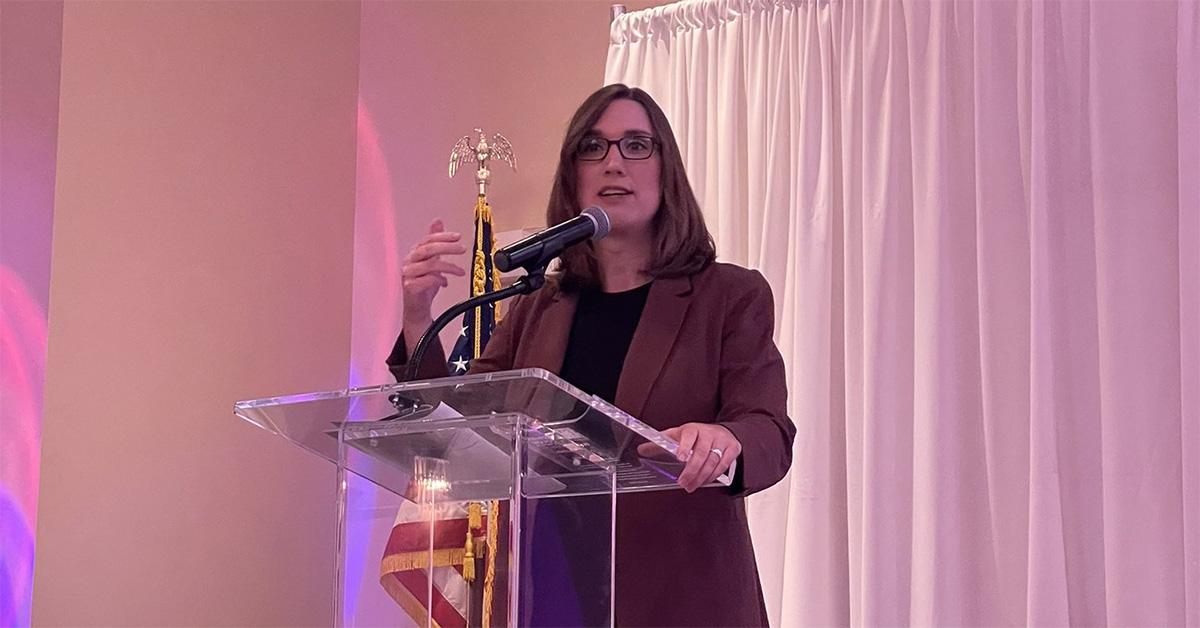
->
[587,128,654,137]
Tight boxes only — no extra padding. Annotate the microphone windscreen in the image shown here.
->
[581,206,611,241]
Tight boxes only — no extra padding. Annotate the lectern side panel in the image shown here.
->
[511,422,616,628]
[342,473,422,627]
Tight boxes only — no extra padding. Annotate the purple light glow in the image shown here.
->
[0,268,48,627]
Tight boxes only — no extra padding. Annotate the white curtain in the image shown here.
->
[606,1,1199,625]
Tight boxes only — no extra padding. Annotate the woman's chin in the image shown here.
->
[604,218,657,240]
[580,199,657,237]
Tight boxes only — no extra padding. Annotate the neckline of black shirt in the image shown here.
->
[558,281,653,404]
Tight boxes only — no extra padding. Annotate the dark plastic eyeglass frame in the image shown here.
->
[576,135,659,161]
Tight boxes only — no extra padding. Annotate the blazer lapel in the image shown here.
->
[521,285,576,374]
[615,275,694,419]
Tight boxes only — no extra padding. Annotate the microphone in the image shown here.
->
[493,206,611,273]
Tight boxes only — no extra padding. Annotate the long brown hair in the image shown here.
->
[546,84,715,291]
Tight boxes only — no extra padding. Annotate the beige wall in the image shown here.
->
[34,1,360,625]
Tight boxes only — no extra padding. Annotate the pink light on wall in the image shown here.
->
[0,270,46,626]
[343,95,403,623]
[0,270,46,520]
[350,96,401,388]
[0,2,62,625]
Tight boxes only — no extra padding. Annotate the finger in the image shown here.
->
[403,259,466,279]
[707,427,743,479]
[681,429,715,494]
[407,241,468,263]
[406,238,464,263]
[405,231,462,258]
[690,432,720,490]
[402,271,451,295]
[420,231,462,244]
[637,428,677,458]
[402,275,445,294]
[429,219,444,233]
[673,425,698,463]
[695,449,724,490]
[403,270,453,288]
[678,431,714,492]
[711,440,742,479]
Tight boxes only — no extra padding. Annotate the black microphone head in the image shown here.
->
[581,206,611,241]
[493,206,611,273]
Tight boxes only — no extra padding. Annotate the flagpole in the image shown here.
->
[383,128,520,627]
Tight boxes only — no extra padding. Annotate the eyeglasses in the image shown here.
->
[576,135,658,161]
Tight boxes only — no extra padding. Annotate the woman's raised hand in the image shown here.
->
[402,219,467,338]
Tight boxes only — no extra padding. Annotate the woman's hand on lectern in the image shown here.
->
[664,423,743,493]
[402,219,466,335]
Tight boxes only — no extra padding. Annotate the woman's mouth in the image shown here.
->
[598,186,633,198]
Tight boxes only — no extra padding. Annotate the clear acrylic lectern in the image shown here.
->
[234,368,732,628]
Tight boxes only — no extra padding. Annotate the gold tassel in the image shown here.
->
[468,501,482,529]
[463,501,483,583]
[463,529,476,582]
[476,194,504,322]
[473,196,488,358]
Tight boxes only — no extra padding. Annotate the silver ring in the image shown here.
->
[710,447,724,458]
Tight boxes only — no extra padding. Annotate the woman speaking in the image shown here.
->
[389,84,795,627]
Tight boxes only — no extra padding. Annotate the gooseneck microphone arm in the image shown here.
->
[400,266,547,384]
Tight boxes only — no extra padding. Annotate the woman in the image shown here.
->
[389,84,794,626]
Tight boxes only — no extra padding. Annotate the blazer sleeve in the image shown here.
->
[386,329,451,382]
[714,270,796,497]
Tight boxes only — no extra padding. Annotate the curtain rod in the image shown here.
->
[611,3,627,23]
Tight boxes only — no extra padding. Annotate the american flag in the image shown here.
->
[379,500,491,628]
[380,195,504,627]
[446,195,502,375]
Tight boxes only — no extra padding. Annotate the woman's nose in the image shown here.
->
[602,145,627,174]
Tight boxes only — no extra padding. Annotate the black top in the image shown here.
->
[530,281,652,627]
[558,282,652,403]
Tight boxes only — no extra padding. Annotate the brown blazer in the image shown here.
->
[389,262,795,627]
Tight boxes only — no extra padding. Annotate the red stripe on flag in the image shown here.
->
[385,518,470,554]
[391,569,467,628]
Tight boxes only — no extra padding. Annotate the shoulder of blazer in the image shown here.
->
[692,261,771,299]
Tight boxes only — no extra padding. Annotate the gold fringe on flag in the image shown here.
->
[482,499,500,628]
[380,547,468,575]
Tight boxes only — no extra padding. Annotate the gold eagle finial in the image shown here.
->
[449,128,516,196]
